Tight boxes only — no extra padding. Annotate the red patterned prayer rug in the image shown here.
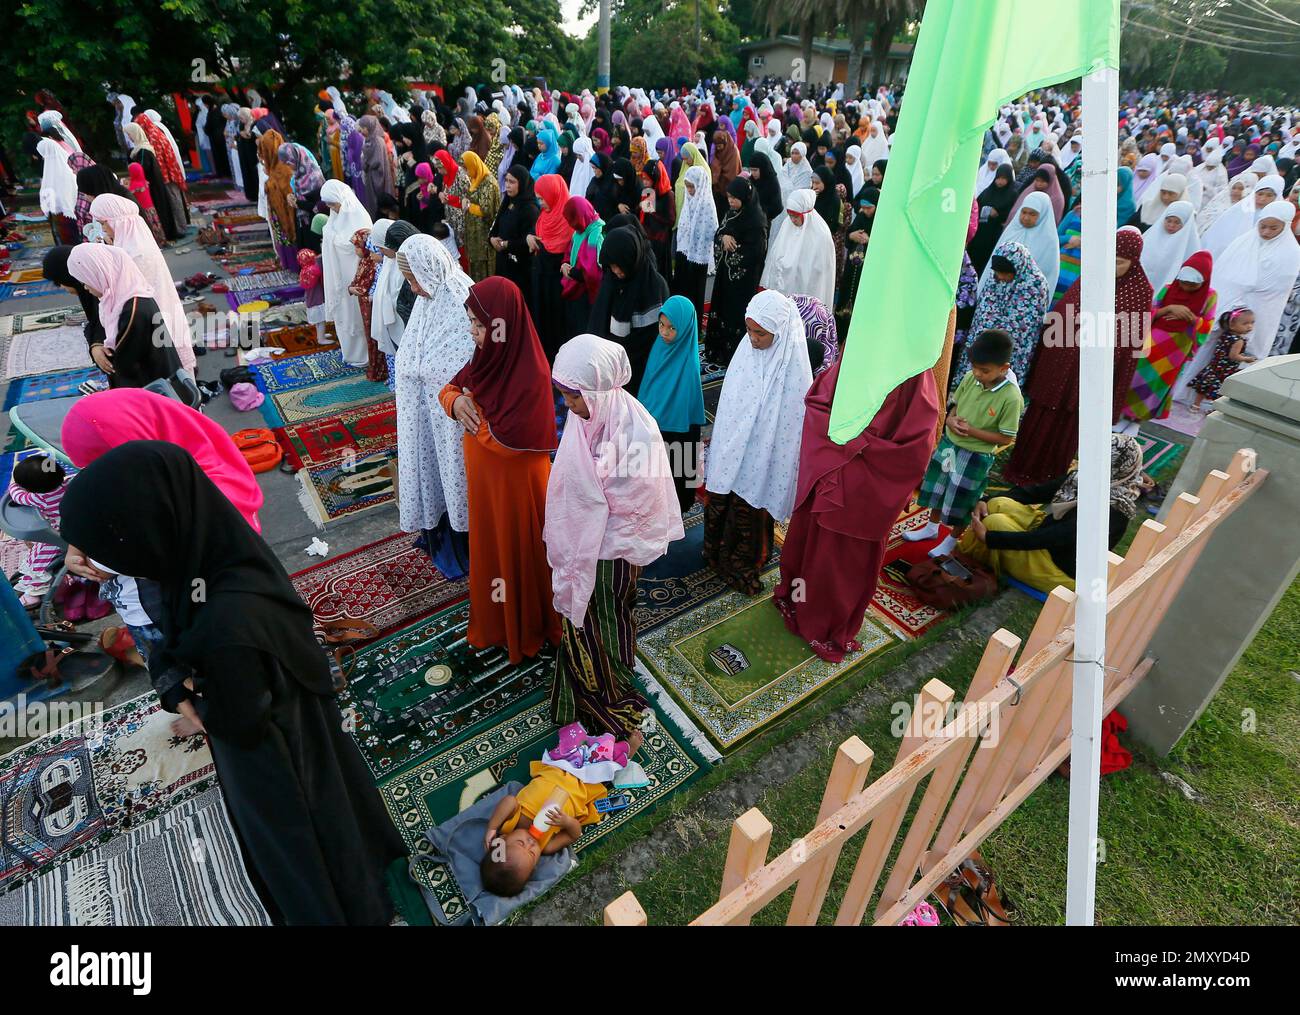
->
[290,532,468,638]
[279,401,397,470]
[868,506,953,640]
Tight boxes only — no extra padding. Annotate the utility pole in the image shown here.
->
[598,0,612,93]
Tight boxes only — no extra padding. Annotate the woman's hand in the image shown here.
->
[90,344,114,375]
[452,392,481,435]
[969,516,988,542]
[722,235,738,252]
[560,262,571,277]
[849,230,868,244]
[525,234,540,253]
[64,544,112,582]
[618,203,631,215]
[973,501,989,523]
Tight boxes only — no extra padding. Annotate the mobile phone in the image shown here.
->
[939,557,972,582]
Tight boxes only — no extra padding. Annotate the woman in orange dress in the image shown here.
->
[439,276,562,663]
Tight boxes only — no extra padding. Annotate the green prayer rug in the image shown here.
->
[639,572,897,750]
[339,601,554,780]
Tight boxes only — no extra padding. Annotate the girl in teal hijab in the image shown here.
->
[1116,166,1136,226]
[639,294,706,515]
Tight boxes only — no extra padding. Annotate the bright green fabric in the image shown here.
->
[830,0,1120,443]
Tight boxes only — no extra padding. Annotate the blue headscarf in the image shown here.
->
[531,127,561,179]
[638,295,706,433]
[729,96,750,130]
[1116,166,1136,224]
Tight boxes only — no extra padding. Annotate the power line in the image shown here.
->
[1129,7,1299,49]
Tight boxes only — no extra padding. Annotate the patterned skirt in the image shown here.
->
[550,558,649,738]
[702,491,774,596]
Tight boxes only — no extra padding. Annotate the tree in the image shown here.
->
[569,0,743,89]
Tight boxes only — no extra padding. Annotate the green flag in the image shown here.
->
[830,0,1120,443]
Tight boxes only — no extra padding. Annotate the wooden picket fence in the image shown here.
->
[604,450,1266,927]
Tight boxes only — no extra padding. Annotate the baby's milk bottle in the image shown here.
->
[527,786,570,841]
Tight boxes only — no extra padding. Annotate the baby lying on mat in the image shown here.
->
[481,723,644,897]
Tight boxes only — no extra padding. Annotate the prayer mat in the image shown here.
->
[261,321,338,358]
[252,347,359,399]
[291,532,468,640]
[868,507,952,640]
[635,505,781,632]
[228,269,299,291]
[378,685,711,866]
[703,377,723,421]
[0,694,215,894]
[1136,427,1185,469]
[2,367,100,410]
[280,401,397,470]
[0,787,269,926]
[3,304,85,334]
[0,280,60,302]
[265,372,390,426]
[639,571,896,750]
[296,447,397,524]
[2,419,34,456]
[337,601,556,778]
[4,325,92,379]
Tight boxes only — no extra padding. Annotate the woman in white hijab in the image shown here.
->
[569,135,595,203]
[703,289,813,594]
[979,190,1060,297]
[1189,148,1229,210]
[859,119,890,168]
[393,234,476,555]
[319,179,373,366]
[1139,201,1203,293]
[368,219,405,386]
[844,144,865,196]
[36,137,79,237]
[760,189,836,308]
[1203,173,1282,260]
[976,149,1011,193]
[1204,201,1300,359]
[779,142,813,199]
[89,193,196,372]
[1199,170,1256,235]
[37,110,80,151]
[1165,155,1201,209]
[1138,172,1188,229]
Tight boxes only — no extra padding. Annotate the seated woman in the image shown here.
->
[957,433,1144,594]
[545,334,683,738]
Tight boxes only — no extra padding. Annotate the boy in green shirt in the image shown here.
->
[905,329,1023,558]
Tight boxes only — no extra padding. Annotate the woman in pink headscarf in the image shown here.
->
[61,388,263,531]
[90,193,196,371]
[545,333,683,737]
[64,244,182,388]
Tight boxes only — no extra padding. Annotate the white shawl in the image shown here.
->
[675,165,717,270]
[1139,201,1202,293]
[37,138,78,217]
[760,189,836,308]
[704,290,812,521]
[319,179,373,366]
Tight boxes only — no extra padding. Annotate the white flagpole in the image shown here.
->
[1066,63,1120,926]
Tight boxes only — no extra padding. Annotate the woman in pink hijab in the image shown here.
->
[64,243,182,388]
[545,333,683,737]
[90,193,196,370]
[62,388,263,531]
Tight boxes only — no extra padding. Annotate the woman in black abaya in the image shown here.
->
[59,441,405,926]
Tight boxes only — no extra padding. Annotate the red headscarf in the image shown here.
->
[434,149,458,186]
[133,114,186,191]
[534,174,574,255]
[453,277,559,452]
[1156,249,1214,318]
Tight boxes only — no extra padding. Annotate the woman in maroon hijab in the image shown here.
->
[439,276,562,663]
[774,364,939,662]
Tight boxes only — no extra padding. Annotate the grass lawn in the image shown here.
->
[570,447,1300,925]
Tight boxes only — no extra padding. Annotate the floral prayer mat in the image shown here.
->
[290,532,468,640]
[337,601,556,779]
[264,372,391,427]
[868,507,953,641]
[378,684,710,862]
[4,324,93,379]
[639,571,897,751]
[0,694,214,895]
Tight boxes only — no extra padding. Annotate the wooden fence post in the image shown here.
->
[718,808,773,926]
[604,891,648,926]
[786,736,874,925]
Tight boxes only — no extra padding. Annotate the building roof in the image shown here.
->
[737,36,915,59]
